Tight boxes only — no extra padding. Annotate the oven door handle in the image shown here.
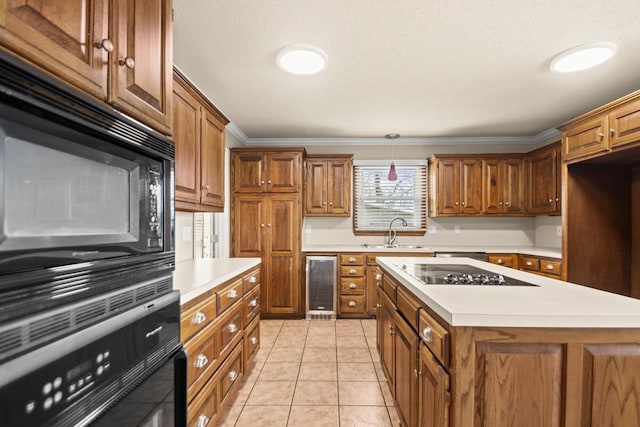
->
[145,325,163,338]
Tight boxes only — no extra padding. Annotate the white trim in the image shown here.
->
[225,122,250,145]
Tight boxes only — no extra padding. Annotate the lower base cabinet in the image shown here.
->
[393,310,419,427]
[418,343,450,427]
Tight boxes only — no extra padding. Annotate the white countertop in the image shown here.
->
[173,258,261,305]
[376,257,640,328]
[303,245,561,258]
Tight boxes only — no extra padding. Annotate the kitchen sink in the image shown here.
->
[362,243,431,250]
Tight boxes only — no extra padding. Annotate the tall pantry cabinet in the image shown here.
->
[230,148,305,316]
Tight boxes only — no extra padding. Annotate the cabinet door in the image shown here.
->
[231,196,264,258]
[460,159,482,214]
[173,81,201,205]
[110,0,172,135]
[393,311,419,427]
[365,267,381,316]
[266,152,302,192]
[527,146,557,214]
[304,160,327,214]
[200,109,225,209]
[232,153,264,192]
[378,289,395,389]
[436,159,461,215]
[562,115,608,161]
[266,195,301,314]
[418,344,450,427]
[481,159,502,214]
[0,0,109,99]
[503,158,525,214]
[326,159,351,215]
[609,98,640,148]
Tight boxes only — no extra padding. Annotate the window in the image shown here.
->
[353,162,427,234]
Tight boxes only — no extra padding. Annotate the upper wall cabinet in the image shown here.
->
[481,157,525,215]
[429,157,482,216]
[231,149,304,193]
[526,143,561,215]
[561,90,640,163]
[0,0,173,135]
[304,155,353,216]
[173,69,229,212]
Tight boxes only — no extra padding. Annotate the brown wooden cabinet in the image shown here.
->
[393,309,419,427]
[378,286,396,389]
[232,149,303,193]
[231,150,304,317]
[526,142,561,215]
[0,0,173,135]
[561,91,640,162]
[304,155,352,216]
[417,343,450,427]
[487,253,519,268]
[482,157,525,215]
[173,69,228,212]
[430,157,482,216]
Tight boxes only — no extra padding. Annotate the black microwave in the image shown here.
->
[0,51,175,278]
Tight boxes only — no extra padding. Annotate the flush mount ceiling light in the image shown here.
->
[550,42,617,73]
[277,44,327,75]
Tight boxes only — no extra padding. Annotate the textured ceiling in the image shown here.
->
[173,0,640,142]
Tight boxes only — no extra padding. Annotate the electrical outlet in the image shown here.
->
[454,225,461,234]
[428,226,437,234]
[556,226,562,237]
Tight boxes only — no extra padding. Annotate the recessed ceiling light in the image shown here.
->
[550,42,617,73]
[277,44,327,75]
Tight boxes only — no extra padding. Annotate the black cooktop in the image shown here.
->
[396,263,539,287]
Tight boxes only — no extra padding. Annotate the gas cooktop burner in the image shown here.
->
[396,264,539,287]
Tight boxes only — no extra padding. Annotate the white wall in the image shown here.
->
[534,215,562,248]
[175,211,194,261]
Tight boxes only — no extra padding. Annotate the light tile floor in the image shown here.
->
[216,319,402,427]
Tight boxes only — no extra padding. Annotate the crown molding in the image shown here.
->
[225,122,561,147]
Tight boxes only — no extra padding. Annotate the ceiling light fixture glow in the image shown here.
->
[550,42,617,73]
[277,44,327,75]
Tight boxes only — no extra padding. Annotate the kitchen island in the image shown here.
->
[375,257,640,427]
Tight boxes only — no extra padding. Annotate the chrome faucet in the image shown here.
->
[387,217,408,246]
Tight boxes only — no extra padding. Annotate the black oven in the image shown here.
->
[0,291,187,427]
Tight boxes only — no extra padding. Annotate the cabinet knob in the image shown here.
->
[546,264,554,270]
[348,301,357,307]
[349,283,357,289]
[348,269,356,274]
[422,326,433,342]
[118,56,135,69]
[250,336,258,345]
[228,323,238,333]
[228,370,238,381]
[95,38,114,52]
[526,261,532,266]
[249,276,257,283]
[598,132,605,138]
[376,304,382,308]
[461,201,465,206]
[194,354,209,369]
[375,274,382,280]
[249,298,258,307]
[497,259,504,264]
[505,201,510,206]
[329,202,333,206]
[499,201,503,206]
[201,184,209,190]
[388,324,394,335]
[267,223,272,227]
[555,198,559,202]
[192,311,207,325]
[228,289,238,299]
[260,223,265,227]
[455,202,459,206]
[348,257,356,262]
[322,201,326,205]
[610,128,616,135]
[197,414,209,427]
[549,199,553,204]
[267,180,272,184]
[260,180,265,185]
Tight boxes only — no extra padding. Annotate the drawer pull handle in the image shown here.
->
[546,264,554,270]
[249,299,259,307]
[197,415,209,427]
[229,370,238,381]
[375,274,382,280]
[249,276,257,283]
[422,326,433,343]
[497,259,504,264]
[194,354,209,369]
[349,283,357,289]
[348,301,357,307]
[349,257,356,262]
[348,269,356,274]
[228,289,238,299]
[250,336,258,345]
[228,323,238,333]
[192,311,207,325]
[526,261,532,266]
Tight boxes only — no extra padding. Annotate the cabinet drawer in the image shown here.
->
[216,278,244,314]
[381,275,397,303]
[339,295,365,313]
[340,254,365,265]
[243,268,260,293]
[219,343,243,403]
[187,372,219,427]
[418,309,450,367]
[520,256,540,271]
[340,277,366,295]
[244,315,260,367]
[397,287,421,330]
[340,266,365,277]
[219,304,244,358]
[181,296,217,342]
[539,259,562,276]
[185,322,219,402]
[487,254,517,268]
[243,287,260,326]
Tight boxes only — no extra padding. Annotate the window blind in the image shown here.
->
[353,164,427,232]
